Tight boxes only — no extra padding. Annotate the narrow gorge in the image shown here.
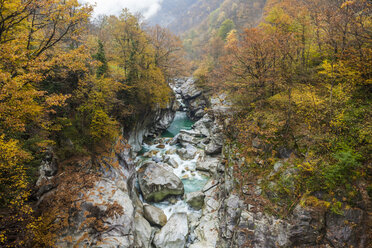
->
[1,1,370,247]
[36,78,368,248]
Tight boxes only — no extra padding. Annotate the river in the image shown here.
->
[136,110,210,219]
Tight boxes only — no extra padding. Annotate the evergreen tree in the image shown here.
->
[93,40,108,77]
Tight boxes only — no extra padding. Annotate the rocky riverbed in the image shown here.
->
[36,77,369,247]
[132,77,226,247]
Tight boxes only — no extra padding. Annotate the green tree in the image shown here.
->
[93,40,108,77]
[218,19,235,40]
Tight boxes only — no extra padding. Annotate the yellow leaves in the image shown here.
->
[341,1,356,9]
[45,94,71,109]
[0,134,31,213]
[297,161,315,172]
[89,109,119,143]
[0,77,44,133]
[301,196,331,209]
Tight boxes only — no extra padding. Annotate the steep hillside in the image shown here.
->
[150,0,266,35]
[147,0,198,30]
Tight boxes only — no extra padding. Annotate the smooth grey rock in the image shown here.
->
[186,191,205,210]
[189,241,214,248]
[152,156,162,163]
[178,132,200,146]
[205,140,222,155]
[194,213,220,247]
[56,180,136,247]
[196,157,219,173]
[128,101,177,152]
[177,144,198,160]
[134,213,152,248]
[138,162,184,202]
[193,114,213,137]
[143,204,167,227]
[168,157,179,168]
[153,213,189,248]
[194,109,205,118]
[179,78,202,100]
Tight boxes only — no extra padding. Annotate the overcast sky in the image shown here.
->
[81,0,163,19]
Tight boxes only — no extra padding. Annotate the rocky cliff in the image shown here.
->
[36,77,369,247]
[128,99,179,152]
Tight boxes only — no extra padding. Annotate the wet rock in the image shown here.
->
[156,144,166,149]
[153,213,189,248]
[143,204,167,227]
[186,191,205,210]
[138,162,184,202]
[167,196,178,204]
[152,156,162,163]
[169,133,180,145]
[165,148,177,155]
[128,101,176,152]
[177,144,198,160]
[134,213,152,248]
[168,157,179,168]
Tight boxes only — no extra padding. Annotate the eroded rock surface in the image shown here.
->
[153,213,189,248]
[138,161,184,202]
[143,204,167,227]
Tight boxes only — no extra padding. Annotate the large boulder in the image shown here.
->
[179,78,202,100]
[177,131,201,146]
[153,213,189,248]
[193,213,220,247]
[56,180,136,247]
[192,114,213,137]
[186,191,205,210]
[177,144,198,160]
[138,162,184,202]
[205,134,223,155]
[196,157,219,173]
[143,204,167,227]
[134,213,152,248]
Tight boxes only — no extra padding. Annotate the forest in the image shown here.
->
[190,0,371,217]
[0,0,185,246]
[0,0,371,247]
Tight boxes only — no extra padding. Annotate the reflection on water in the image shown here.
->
[162,112,194,137]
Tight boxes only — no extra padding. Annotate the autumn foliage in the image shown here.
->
[0,1,185,246]
[199,0,371,215]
